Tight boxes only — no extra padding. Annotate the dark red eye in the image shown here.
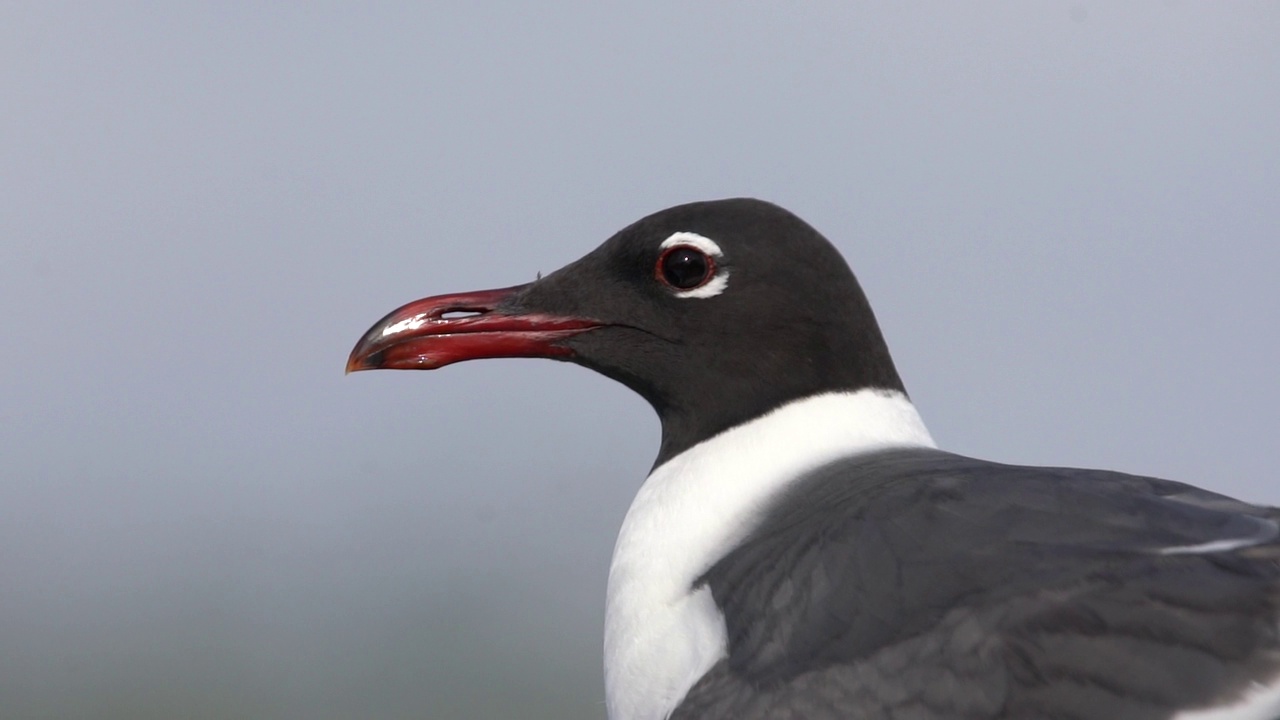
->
[656,245,715,290]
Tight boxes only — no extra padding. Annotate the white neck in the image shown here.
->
[603,389,936,720]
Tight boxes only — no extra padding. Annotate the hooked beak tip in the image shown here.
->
[345,346,385,374]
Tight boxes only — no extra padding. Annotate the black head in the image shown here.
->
[349,198,905,466]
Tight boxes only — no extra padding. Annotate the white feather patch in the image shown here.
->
[603,389,935,720]
[1160,536,1270,556]
[1173,674,1280,720]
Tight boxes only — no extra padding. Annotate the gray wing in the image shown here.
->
[672,448,1280,720]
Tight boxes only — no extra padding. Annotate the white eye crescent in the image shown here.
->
[657,232,729,299]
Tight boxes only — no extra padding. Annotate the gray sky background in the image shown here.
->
[2,3,1277,719]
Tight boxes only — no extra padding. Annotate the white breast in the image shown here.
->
[603,389,936,720]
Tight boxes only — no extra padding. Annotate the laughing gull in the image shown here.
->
[348,198,1280,720]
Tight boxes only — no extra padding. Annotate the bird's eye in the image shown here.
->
[656,245,715,290]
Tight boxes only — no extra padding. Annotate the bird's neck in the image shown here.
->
[603,388,936,720]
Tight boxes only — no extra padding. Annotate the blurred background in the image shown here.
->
[2,3,1277,719]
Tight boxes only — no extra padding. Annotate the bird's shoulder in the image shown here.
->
[676,448,1280,720]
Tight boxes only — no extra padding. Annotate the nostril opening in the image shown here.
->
[441,310,485,320]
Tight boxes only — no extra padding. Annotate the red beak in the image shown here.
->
[346,284,601,373]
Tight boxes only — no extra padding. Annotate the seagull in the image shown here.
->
[348,198,1280,720]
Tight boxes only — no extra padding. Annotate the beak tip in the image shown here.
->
[345,354,369,374]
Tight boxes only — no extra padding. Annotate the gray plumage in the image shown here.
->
[675,449,1280,720]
